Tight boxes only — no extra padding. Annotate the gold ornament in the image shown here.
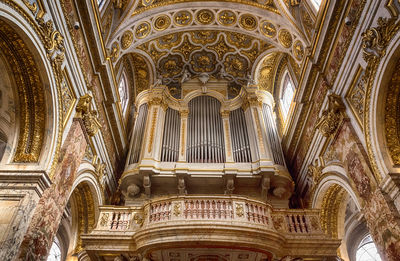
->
[110,42,120,62]
[239,14,257,30]
[260,20,277,38]
[75,94,101,137]
[135,21,151,39]
[121,30,133,50]
[141,0,154,6]
[174,10,193,26]
[196,9,215,25]
[218,10,237,26]
[293,40,304,60]
[154,15,171,31]
[278,29,293,48]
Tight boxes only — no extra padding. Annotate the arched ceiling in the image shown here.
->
[107,0,309,97]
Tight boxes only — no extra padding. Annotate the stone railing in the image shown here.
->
[94,196,323,236]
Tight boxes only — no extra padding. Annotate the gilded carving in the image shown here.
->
[260,20,277,38]
[207,35,235,60]
[278,29,292,48]
[0,20,45,162]
[320,185,345,238]
[346,67,365,128]
[239,14,257,30]
[181,120,186,156]
[99,213,109,227]
[61,70,77,127]
[196,9,215,25]
[385,58,400,164]
[235,203,244,217]
[154,15,171,31]
[224,120,232,158]
[173,203,181,216]
[121,30,134,50]
[75,94,101,137]
[218,10,237,26]
[172,35,201,60]
[148,107,158,153]
[110,42,120,62]
[293,40,304,61]
[316,94,346,138]
[135,22,151,39]
[174,10,193,26]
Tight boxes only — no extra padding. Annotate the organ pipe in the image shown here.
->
[161,108,181,162]
[262,103,285,166]
[129,103,148,164]
[187,96,225,163]
[229,108,252,162]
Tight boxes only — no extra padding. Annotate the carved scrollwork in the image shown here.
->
[316,94,346,138]
[75,94,101,137]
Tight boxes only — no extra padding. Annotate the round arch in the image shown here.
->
[0,4,61,170]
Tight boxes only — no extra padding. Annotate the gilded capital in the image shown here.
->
[75,94,101,137]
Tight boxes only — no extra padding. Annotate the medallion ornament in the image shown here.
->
[174,10,193,26]
[135,22,151,39]
[154,15,171,31]
[260,20,277,38]
[239,14,257,30]
[278,29,293,48]
[196,9,215,25]
[293,40,304,60]
[110,42,120,62]
[121,30,133,50]
[218,10,237,26]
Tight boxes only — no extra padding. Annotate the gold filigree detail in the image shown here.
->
[235,203,244,217]
[207,35,234,60]
[260,20,277,38]
[320,184,346,238]
[0,20,45,162]
[109,42,120,62]
[239,14,257,30]
[121,30,133,50]
[196,9,215,25]
[174,10,193,26]
[61,70,77,127]
[218,10,236,26]
[153,15,171,31]
[135,21,151,39]
[172,35,201,60]
[316,94,346,138]
[173,203,181,216]
[148,107,158,153]
[278,29,292,48]
[293,40,304,60]
[75,94,101,137]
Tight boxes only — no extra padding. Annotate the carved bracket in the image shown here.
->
[75,94,101,137]
[316,94,346,139]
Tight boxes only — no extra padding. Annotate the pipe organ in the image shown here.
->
[161,108,180,162]
[261,103,285,166]
[122,83,293,205]
[129,103,148,164]
[229,108,252,162]
[186,96,225,163]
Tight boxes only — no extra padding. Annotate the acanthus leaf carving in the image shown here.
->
[75,94,101,137]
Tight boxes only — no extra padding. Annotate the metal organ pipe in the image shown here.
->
[229,108,252,162]
[161,108,180,162]
[187,96,225,163]
[129,103,148,164]
[262,103,285,166]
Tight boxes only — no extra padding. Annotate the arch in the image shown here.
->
[66,168,103,257]
[0,6,61,170]
[368,33,400,178]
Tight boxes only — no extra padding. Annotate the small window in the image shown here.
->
[280,72,295,121]
[97,0,105,9]
[310,0,322,10]
[356,235,382,261]
[47,237,61,261]
[118,72,129,113]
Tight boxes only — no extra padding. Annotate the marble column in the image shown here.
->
[332,121,400,261]
[16,94,99,261]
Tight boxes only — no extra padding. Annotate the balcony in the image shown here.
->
[82,195,340,260]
